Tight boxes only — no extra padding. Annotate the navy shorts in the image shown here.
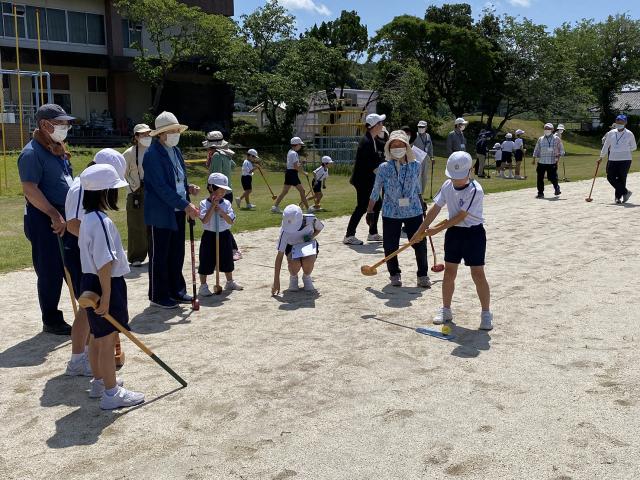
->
[444,225,486,267]
[284,169,301,186]
[514,150,524,162]
[63,234,82,300]
[502,151,513,164]
[198,230,234,275]
[313,180,322,193]
[80,274,130,338]
[241,175,252,191]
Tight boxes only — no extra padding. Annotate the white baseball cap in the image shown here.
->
[417,120,428,128]
[446,151,473,180]
[149,111,188,136]
[454,117,469,126]
[94,148,126,180]
[515,129,525,135]
[321,156,333,164]
[281,204,303,233]
[247,148,259,158]
[365,113,386,127]
[80,164,128,191]
[557,124,565,130]
[544,122,554,130]
[493,142,501,149]
[505,133,513,139]
[133,123,152,134]
[207,172,232,191]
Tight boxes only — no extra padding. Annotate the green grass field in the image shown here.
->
[0,129,637,273]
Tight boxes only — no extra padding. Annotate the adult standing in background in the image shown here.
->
[144,111,200,309]
[18,104,75,335]
[344,113,386,246]
[123,123,152,267]
[475,130,489,178]
[532,123,562,199]
[446,117,468,156]
[599,114,637,204]
[414,120,434,159]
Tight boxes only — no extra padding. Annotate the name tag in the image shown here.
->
[399,198,410,207]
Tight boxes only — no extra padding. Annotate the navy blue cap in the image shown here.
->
[616,114,627,122]
[35,103,75,122]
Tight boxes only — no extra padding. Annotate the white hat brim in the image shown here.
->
[149,124,188,136]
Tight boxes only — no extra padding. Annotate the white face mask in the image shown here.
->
[138,136,152,147]
[50,124,69,143]
[378,131,386,139]
[164,133,180,147]
[616,124,625,130]
[544,130,553,136]
[390,148,406,159]
[418,127,426,133]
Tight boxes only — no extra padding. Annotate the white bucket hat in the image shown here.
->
[80,164,129,191]
[290,137,304,146]
[505,133,513,139]
[93,148,126,180]
[557,124,565,131]
[515,129,525,135]
[417,120,428,128]
[493,143,501,149]
[281,204,303,233]
[384,130,416,162]
[207,172,232,191]
[446,151,473,180]
[149,111,188,136]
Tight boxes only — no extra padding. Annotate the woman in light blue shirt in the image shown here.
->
[366,130,430,288]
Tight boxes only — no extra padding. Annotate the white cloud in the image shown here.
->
[507,0,531,6]
[280,0,331,16]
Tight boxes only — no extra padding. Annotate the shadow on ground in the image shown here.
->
[0,332,69,368]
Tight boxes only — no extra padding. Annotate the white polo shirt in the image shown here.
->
[286,149,300,170]
[79,210,130,277]
[313,165,329,183]
[199,198,235,232]
[242,159,254,176]
[276,215,324,253]
[65,177,85,222]
[434,180,484,227]
[501,140,515,152]
[514,138,524,151]
[601,128,637,161]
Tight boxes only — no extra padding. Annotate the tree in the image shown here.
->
[425,3,473,29]
[115,0,238,113]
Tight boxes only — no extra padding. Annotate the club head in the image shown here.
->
[213,285,223,295]
[431,264,445,273]
[192,299,200,311]
[360,265,377,276]
[78,291,100,309]
[585,198,593,203]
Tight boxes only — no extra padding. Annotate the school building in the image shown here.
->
[0,0,234,147]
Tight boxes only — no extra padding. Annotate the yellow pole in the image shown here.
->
[35,9,44,105]
[0,74,6,191]
[14,5,24,146]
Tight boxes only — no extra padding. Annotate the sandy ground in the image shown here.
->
[1,174,640,480]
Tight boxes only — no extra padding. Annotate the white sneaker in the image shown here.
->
[235,197,241,208]
[302,275,316,291]
[289,275,299,291]
[199,283,213,297]
[433,307,453,325]
[480,311,494,331]
[417,276,432,288]
[225,280,244,291]
[65,355,92,377]
[100,386,145,410]
[247,203,256,210]
[343,236,364,245]
[271,206,282,214]
[367,233,383,242]
[89,377,123,398]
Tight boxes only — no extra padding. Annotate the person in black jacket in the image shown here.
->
[343,113,386,245]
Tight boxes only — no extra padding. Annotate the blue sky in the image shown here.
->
[233,1,640,35]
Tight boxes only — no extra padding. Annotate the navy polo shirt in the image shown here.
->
[18,139,73,207]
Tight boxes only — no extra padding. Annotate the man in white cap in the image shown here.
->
[123,123,152,266]
[532,123,562,199]
[344,113,386,245]
[599,114,636,203]
[144,111,200,309]
[414,120,433,158]
[447,117,468,156]
[554,124,567,180]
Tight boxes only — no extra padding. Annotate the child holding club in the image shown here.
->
[271,137,311,214]
[236,148,259,210]
[271,204,325,294]
[310,155,333,211]
[198,173,243,296]
[493,142,503,177]
[78,164,145,409]
[411,152,493,331]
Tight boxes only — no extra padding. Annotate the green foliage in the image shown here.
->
[178,130,206,149]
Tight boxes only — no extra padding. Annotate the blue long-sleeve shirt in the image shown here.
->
[370,160,424,219]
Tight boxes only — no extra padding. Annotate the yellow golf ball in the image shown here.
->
[441,325,452,335]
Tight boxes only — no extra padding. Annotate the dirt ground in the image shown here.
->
[1,174,640,480]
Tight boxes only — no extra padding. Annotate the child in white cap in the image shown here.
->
[271,137,310,214]
[514,129,525,179]
[78,163,145,409]
[411,152,493,331]
[310,156,333,211]
[501,133,515,179]
[271,204,325,294]
[198,173,242,296]
[493,142,502,176]
[236,148,259,210]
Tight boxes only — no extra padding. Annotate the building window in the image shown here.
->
[50,74,70,91]
[86,14,105,45]
[88,76,107,93]
[53,93,72,115]
[121,19,142,48]
[26,6,47,40]
[46,8,67,42]
[1,3,26,38]
[68,11,86,44]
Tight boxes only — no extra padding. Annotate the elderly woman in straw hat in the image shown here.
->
[143,111,200,309]
[365,130,431,288]
[204,130,242,260]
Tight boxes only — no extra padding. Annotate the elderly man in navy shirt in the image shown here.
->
[18,104,76,335]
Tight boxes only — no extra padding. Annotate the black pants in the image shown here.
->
[148,211,187,302]
[536,163,559,194]
[346,185,381,237]
[382,215,428,277]
[24,204,77,326]
[606,160,632,199]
